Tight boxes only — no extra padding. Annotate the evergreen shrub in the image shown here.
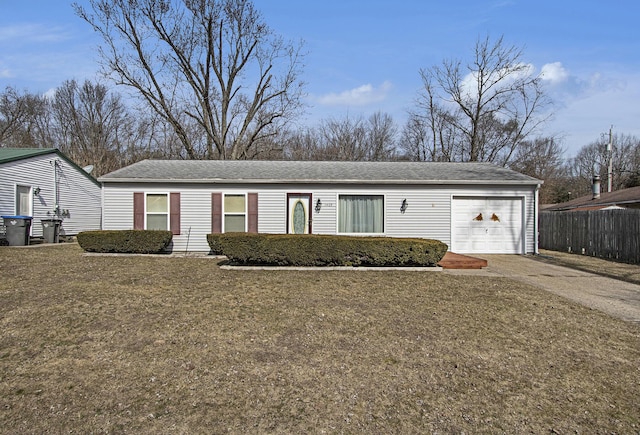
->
[207,233,447,267]
[77,230,173,254]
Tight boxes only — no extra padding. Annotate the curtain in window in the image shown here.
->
[338,195,383,233]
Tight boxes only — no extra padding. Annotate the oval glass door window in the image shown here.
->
[293,200,306,234]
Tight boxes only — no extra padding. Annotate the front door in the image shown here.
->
[16,185,31,216]
[287,193,312,234]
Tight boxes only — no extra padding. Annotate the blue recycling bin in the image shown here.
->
[2,215,32,246]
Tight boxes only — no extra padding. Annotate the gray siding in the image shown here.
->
[55,158,102,235]
[101,184,134,231]
[0,155,101,237]
[385,188,451,242]
[102,182,538,254]
[311,191,337,234]
[257,190,286,233]
[180,188,216,252]
[103,184,214,252]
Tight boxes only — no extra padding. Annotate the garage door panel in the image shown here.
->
[455,227,469,237]
[487,227,503,236]
[471,226,487,236]
[452,197,524,254]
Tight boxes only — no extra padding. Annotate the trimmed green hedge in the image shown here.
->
[207,233,448,267]
[77,230,173,254]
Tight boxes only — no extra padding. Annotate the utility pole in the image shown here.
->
[607,126,613,193]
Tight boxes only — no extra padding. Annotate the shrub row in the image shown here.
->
[77,230,173,254]
[207,233,448,267]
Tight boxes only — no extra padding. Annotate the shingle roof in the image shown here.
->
[542,185,640,211]
[99,160,542,185]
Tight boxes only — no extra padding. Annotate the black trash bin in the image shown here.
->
[41,218,62,243]
[1,215,32,246]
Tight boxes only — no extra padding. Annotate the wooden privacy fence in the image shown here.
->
[539,209,640,264]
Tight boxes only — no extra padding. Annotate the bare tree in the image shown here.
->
[510,137,564,177]
[276,112,398,162]
[366,111,397,161]
[318,115,367,161]
[509,136,568,203]
[0,87,49,148]
[407,36,551,165]
[279,128,322,161]
[569,133,640,195]
[401,69,460,162]
[49,80,135,176]
[316,113,397,161]
[74,0,306,160]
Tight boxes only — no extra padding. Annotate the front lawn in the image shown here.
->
[1,244,638,433]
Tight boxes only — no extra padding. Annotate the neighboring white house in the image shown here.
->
[99,160,542,254]
[0,148,102,239]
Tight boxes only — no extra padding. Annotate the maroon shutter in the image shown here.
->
[133,192,144,229]
[170,192,180,235]
[211,192,222,233]
[248,192,258,233]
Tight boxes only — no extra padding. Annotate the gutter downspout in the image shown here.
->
[51,159,61,217]
[100,181,104,231]
[534,183,541,255]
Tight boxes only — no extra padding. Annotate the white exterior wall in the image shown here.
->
[0,155,101,237]
[257,191,286,233]
[103,184,214,253]
[102,182,538,254]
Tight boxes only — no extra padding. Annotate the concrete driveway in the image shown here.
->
[445,254,640,324]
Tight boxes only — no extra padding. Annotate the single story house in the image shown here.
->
[542,185,640,212]
[99,160,542,254]
[0,148,102,240]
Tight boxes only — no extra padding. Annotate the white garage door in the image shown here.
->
[452,197,524,254]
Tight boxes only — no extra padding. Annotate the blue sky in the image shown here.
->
[1,0,639,157]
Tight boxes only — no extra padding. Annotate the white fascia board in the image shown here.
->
[99,178,542,186]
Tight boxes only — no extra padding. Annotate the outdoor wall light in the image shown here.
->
[33,187,41,196]
[400,198,408,213]
[315,198,322,213]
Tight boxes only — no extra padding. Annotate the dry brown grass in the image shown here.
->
[1,244,639,434]
[537,249,640,285]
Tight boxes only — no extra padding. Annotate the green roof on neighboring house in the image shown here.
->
[0,147,58,164]
[0,147,100,187]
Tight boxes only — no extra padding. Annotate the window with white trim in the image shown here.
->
[146,193,169,230]
[224,194,246,232]
[338,194,384,233]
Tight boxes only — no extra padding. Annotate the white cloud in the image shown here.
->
[43,88,57,99]
[459,63,536,100]
[544,70,640,156]
[540,62,569,84]
[316,81,393,106]
[442,59,639,157]
[0,24,70,44]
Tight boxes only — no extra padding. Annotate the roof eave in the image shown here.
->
[98,177,541,186]
[1,148,101,187]
[0,148,57,164]
[551,198,640,211]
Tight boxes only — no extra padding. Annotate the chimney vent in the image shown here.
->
[592,174,601,200]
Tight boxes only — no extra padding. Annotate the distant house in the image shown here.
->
[0,148,102,240]
[542,185,640,212]
[539,183,640,263]
[99,160,542,254]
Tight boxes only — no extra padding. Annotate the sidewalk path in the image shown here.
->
[445,254,640,323]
